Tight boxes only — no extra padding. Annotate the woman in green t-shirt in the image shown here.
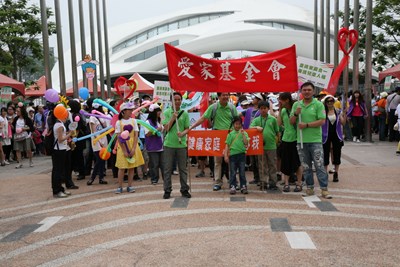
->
[277,92,303,193]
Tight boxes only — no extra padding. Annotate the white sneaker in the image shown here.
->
[4,160,10,165]
[54,192,68,198]
[172,170,179,175]
[353,137,357,142]
[356,139,360,143]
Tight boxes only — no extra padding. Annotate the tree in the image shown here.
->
[0,0,56,81]
[338,0,400,71]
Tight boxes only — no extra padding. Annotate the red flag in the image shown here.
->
[165,44,298,93]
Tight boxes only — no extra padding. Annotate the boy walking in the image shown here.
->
[250,101,279,190]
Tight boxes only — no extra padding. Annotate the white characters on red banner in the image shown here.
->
[268,60,286,81]
[204,137,212,151]
[200,62,215,80]
[250,135,260,150]
[178,57,195,79]
[242,61,260,82]
[196,137,204,150]
[220,62,236,81]
[213,137,221,151]
[188,136,196,150]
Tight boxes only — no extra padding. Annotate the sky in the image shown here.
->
[27,0,364,55]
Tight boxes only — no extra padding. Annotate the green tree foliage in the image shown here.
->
[339,0,400,71]
[0,0,56,81]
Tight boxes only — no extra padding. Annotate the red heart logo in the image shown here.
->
[114,76,127,98]
[114,77,138,100]
[338,27,359,56]
[124,79,138,100]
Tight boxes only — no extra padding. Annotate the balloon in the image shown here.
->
[72,125,112,142]
[130,97,159,117]
[92,127,114,145]
[106,133,117,152]
[91,110,111,120]
[123,124,133,132]
[93,99,118,114]
[16,128,22,134]
[99,147,111,160]
[79,87,89,100]
[120,130,129,140]
[80,110,111,120]
[45,89,60,103]
[69,122,78,131]
[74,115,80,122]
[54,104,68,120]
[137,119,161,136]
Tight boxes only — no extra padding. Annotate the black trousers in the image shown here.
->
[388,109,399,141]
[52,150,67,194]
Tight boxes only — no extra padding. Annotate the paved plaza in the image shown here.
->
[0,138,399,266]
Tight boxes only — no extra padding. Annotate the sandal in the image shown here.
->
[293,184,303,192]
[282,185,290,192]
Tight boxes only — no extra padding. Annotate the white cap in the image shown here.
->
[253,93,263,100]
[120,102,135,111]
[149,103,161,112]
[240,100,250,106]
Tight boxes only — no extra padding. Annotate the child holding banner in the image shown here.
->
[250,101,280,191]
[224,116,250,194]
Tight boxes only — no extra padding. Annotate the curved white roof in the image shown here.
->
[52,0,340,90]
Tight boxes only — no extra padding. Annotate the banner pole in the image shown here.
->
[299,114,304,149]
[171,91,182,144]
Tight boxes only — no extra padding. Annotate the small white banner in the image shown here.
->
[297,56,334,89]
[153,81,172,104]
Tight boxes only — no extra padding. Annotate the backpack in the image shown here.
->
[208,102,237,129]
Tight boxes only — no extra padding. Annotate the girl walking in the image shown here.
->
[114,102,144,193]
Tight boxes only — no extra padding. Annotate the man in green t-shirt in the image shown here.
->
[289,82,332,199]
[162,92,191,199]
[250,101,279,190]
[185,92,238,191]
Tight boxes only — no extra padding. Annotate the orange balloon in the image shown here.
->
[99,147,111,160]
[54,104,68,120]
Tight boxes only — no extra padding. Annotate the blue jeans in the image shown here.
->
[229,153,246,188]
[297,143,328,189]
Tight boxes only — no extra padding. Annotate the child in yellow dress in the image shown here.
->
[114,102,144,193]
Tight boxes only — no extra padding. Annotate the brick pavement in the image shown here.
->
[0,138,399,266]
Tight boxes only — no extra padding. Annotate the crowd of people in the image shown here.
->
[1,82,399,198]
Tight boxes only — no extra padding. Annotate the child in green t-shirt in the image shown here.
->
[224,116,250,195]
[250,101,280,190]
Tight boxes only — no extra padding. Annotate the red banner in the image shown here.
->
[187,129,264,157]
[165,44,298,93]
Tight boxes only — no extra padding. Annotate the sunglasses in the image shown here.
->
[326,100,334,103]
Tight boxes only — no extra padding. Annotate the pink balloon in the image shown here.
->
[16,128,22,134]
[74,116,80,122]
[120,130,129,140]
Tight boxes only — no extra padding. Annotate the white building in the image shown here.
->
[52,0,339,89]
